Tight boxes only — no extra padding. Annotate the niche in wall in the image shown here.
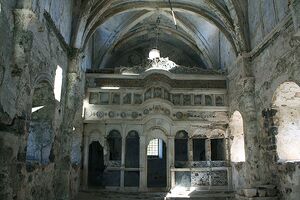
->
[26,81,55,165]
[272,82,300,162]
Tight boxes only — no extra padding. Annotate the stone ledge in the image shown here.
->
[235,194,278,200]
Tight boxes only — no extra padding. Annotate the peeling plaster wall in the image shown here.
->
[252,22,300,199]
[248,0,289,49]
[0,1,82,199]
[31,0,73,43]
[229,10,300,198]
[0,0,17,123]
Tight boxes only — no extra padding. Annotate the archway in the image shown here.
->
[175,131,188,167]
[88,141,104,187]
[230,111,245,162]
[147,138,167,188]
[125,131,140,187]
[272,82,300,162]
[107,130,122,161]
[26,81,55,164]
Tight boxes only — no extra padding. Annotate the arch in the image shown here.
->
[146,128,168,145]
[210,128,226,138]
[26,81,56,164]
[88,130,108,157]
[230,111,245,162]
[80,0,242,55]
[32,73,54,90]
[175,130,189,139]
[175,130,189,163]
[88,141,105,186]
[147,137,167,187]
[272,82,300,162]
[103,24,212,69]
[125,130,140,168]
[107,130,122,161]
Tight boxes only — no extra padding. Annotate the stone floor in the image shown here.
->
[74,189,234,200]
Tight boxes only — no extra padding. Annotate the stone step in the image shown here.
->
[166,190,234,200]
[75,189,234,200]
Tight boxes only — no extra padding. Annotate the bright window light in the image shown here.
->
[31,106,44,113]
[54,65,63,102]
[100,86,120,90]
[147,139,163,158]
[147,139,159,156]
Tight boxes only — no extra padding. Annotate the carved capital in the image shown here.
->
[13,9,36,30]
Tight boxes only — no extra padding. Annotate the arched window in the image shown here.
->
[107,130,122,161]
[215,95,224,106]
[205,95,213,106]
[125,131,140,187]
[230,111,245,162]
[175,131,188,163]
[26,81,55,164]
[273,82,300,162]
[125,131,139,168]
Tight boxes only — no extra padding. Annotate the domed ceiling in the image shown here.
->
[73,0,249,70]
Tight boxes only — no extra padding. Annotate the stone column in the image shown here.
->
[188,137,193,162]
[82,133,89,189]
[0,9,35,200]
[120,125,126,189]
[239,77,260,187]
[139,135,147,191]
[206,139,211,161]
[167,136,175,190]
[54,49,85,200]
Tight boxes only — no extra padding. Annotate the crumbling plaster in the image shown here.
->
[0,0,85,199]
[228,9,300,199]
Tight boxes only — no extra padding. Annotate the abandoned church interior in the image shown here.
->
[0,0,300,200]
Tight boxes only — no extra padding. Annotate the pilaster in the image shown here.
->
[167,136,175,190]
[139,135,147,191]
[290,0,300,38]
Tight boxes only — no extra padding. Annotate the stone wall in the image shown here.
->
[228,8,300,199]
[252,21,300,200]
[0,0,84,199]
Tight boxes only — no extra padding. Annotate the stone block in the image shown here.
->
[266,188,277,197]
[257,188,267,197]
[243,188,257,197]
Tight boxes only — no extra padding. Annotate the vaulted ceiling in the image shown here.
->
[72,0,249,70]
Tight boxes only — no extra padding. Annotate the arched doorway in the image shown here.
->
[125,131,140,187]
[175,131,188,168]
[147,138,167,188]
[272,82,300,162]
[88,141,105,187]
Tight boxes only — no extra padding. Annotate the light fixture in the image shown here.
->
[149,48,160,60]
[149,16,161,60]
